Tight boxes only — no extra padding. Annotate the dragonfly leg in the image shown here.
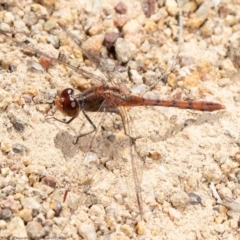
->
[73,110,97,144]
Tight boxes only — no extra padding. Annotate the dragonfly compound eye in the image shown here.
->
[55,88,80,117]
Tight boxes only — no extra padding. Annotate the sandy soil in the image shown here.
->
[0,0,240,239]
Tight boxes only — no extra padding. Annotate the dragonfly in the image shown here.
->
[0,23,225,225]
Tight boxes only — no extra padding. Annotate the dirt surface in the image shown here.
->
[0,0,240,239]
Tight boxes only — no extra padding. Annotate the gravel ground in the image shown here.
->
[0,0,240,239]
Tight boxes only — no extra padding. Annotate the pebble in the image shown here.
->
[218,186,232,199]
[81,34,104,58]
[18,208,32,222]
[167,73,178,88]
[23,11,38,26]
[165,0,178,16]
[26,221,45,238]
[217,78,231,87]
[3,12,15,24]
[220,59,238,78]
[0,208,12,220]
[182,1,197,13]
[0,22,10,31]
[115,38,136,63]
[25,164,46,176]
[41,175,57,188]
[0,220,7,229]
[120,224,134,237]
[203,165,222,183]
[31,3,49,20]
[187,2,210,29]
[135,220,145,235]
[43,18,57,31]
[201,19,215,36]
[103,32,120,51]
[113,13,128,28]
[168,207,181,220]
[115,2,127,14]
[170,191,189,208]
[46,209,55,219]
[78,222,97,240]
[122,19,146,47]
[181,71,200,87]
[129,69,143,84]
[88,205,105,217]
[188,193,202,205]
[1,167,10,176]
[21,197,42,212]
[221,160,238,175]
[144,20,157,33]
[8,217,28,238]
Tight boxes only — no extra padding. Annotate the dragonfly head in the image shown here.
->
[55,88,80,117]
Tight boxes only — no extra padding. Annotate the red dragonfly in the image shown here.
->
[0,24,225,222]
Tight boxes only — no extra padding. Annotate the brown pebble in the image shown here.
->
[42,175,57,188]
[115,2,127,14]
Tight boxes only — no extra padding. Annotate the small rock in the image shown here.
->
[136,220,145,235]
[3,12,15,24]
[144,20,157,33]
[81,34,104,61]
[182,1,197,13]
[88,205,105,217]
[25,165,46,176]
[1,139,12,153]
[43,18,57,31]
[8,217,28,238]
[42,175,57,188]
[47,35,60,48]
[218,187,232,199]
[66,193,81,211]
[115,2,127,14]
[88,23,104,36]
[220,59,238,78]
[170,191,189,208]
[46,209,55,219]
[31,3,49,19]
[167,73,178,88]
[217,78,231,87]
[115,38,136,63]
[187,2,210,29]
[19,208,32,222]
[21,197,42,212]
[221,161,238,175]
[188,193,202,205]
[0,22,10,31]
[103,32,120,51]
[181,71,200,87]
[165,0,178,16]
[129,69,143,84]
[113,13,128,28]
[78,222,97,240]
[203,165,222,183]
[122,19,146,47]
[23,11,38,27]
[218,205,228,214]
[201,19,215,36]
[229,219,238,230]
[26,221,45,239]
[168,207,181,220]
[0,208,12,220]
[214,223,225,233]
[1,167,10,176]
[120,224,134,237]
[49,200,62,217]
[0,219,7,229]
